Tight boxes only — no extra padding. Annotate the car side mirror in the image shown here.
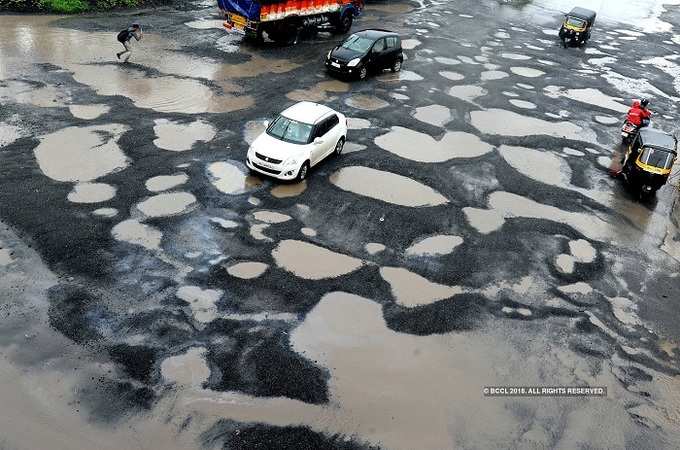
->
[263,120,269,128]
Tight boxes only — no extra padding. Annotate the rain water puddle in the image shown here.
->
[271,182,307,198]
[272,240,363,280]
[510,67,545,78]
[375,127,493,162]
[67,182,116,203]
[136,192,197,218]
[447,85,487,103]
[344,95,389,111]
[153,119,216,151]
[145,173,189,192]
[207,162,261,195]
[470,109,588,141]
[380,267,463,307]
[330,166,448,206]
[68,104,110,120]
[412,105,452,127]
[405,235,463,257]
[111,219,162,250]
[226,261,269,279]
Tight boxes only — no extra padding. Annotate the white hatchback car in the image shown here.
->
[246,102,347,181]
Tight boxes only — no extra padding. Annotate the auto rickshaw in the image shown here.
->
[621,128,677,198]
[559,7,596,48]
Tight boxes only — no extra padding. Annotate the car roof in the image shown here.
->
[281,101,335,124]
[639,128,677,151]
[568,7,596,21]
[353,29,399,40]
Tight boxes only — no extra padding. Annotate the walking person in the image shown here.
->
[116,23,142,62]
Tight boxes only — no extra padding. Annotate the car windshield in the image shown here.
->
[341,34,374,53]
[566,16,586,28]
[640,147,675,169]
[266,115,313,145]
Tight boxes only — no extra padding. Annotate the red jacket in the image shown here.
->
[627,100,652,126]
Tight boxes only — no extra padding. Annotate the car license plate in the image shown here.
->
[331,62,340,68]
[258,161,274,169]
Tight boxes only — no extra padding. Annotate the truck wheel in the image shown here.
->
[333,13,353,34]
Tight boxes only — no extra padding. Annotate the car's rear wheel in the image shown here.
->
[335,137,345,156]
[358,66,368,80]
[391,59,402,73]
[296,161,310,181]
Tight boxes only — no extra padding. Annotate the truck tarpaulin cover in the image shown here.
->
[220,0,358,22]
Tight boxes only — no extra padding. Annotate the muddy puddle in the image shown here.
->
[439,71,465,81]
[448,85,487,103]
[66,182,116,203]
[68,104,110,120]
[330,166,448,207]
[136,192,197,218]
[34,124,129,182]
[146,173,189,192]
[270,181,307,198]
[380,267,463,307]
[207,162,262,195]
[480,70,509,81]
[344,94,389,111]
[286,80,349,102]
[177,285,223,323]
[226,261,269,279]
[111,219,162,250]
[406,235,463,257]
[412,105,452,127]
[470,109,588,140]
[272,240,363,280]
[0,80,70,108]
[544,86,628,113]
[153,119,216,151]
[253,210,291,224]
[375,127,493,162]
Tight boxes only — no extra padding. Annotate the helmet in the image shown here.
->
[641,98,650,108]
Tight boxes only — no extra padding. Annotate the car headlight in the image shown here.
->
[283,157,298,166]
[347,58,361,67]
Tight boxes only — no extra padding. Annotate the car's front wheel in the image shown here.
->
[391,59,402,73]
[335,137,345,156]
[358,66,368,80]
[296,161,310,181]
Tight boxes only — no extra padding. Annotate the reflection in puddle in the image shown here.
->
[67,182,116,204]
[470,109,587,140]
[406,235,463,257]
[136,192,197,218]
[111,219,162,250]
[272,240,363,280]
[207,162,262,195]
[145,173,189,192]
[330,166,448,207]
[226,261,269,279]
[376,127,493,162]
[68,104,110,120]
[34,124,129,182]
[153,119,216,151]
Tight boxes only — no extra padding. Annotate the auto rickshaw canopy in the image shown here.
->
[638,128,678,153]
[567,7,596,24]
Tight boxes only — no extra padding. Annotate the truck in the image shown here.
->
[218,0,364,44]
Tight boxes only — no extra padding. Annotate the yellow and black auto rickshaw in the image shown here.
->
[621,128,677,198]
[559,7,596,48]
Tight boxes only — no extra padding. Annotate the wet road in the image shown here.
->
[2,0,680,448]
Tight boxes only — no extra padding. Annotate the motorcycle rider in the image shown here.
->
[626,98,652,128]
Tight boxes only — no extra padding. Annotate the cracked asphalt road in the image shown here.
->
[2,0,680,449]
